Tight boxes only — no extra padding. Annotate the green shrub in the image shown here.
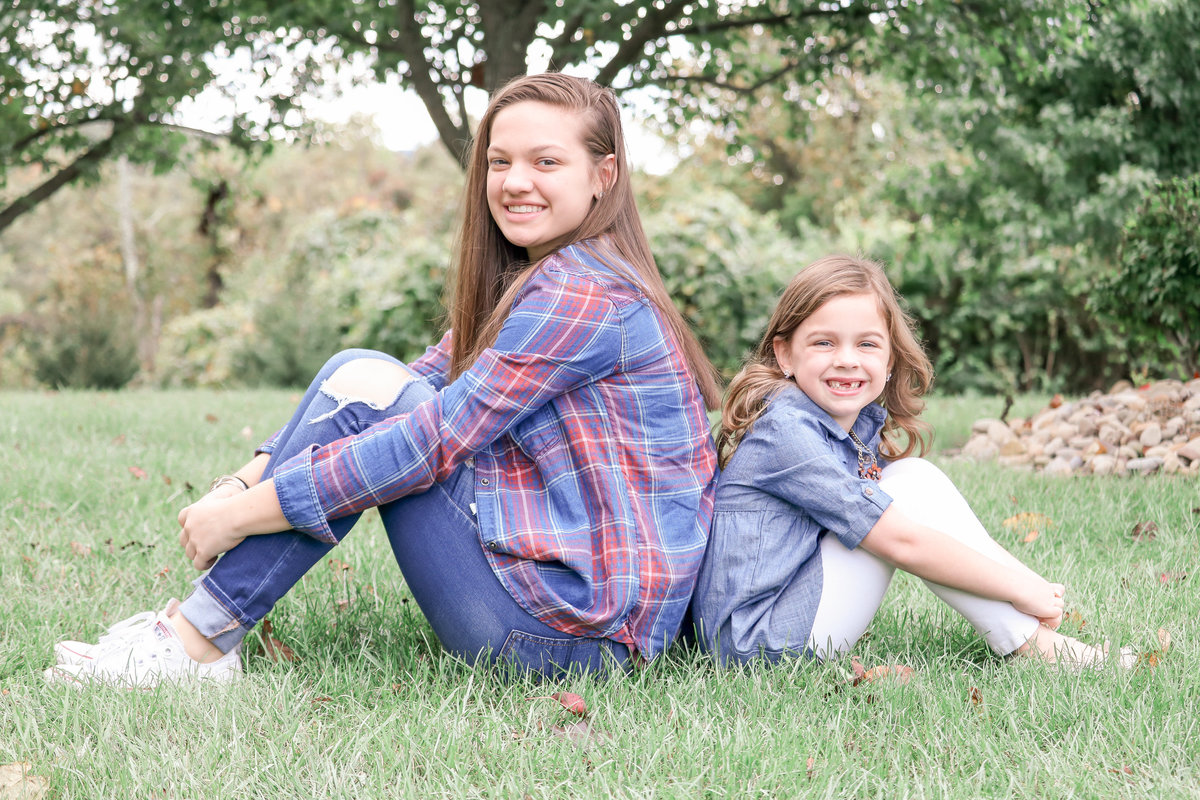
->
[28,299,140,390]
[644,190,796,378]
[156,303,255,387]
[1092,175,1200,378]
[894,248,1125,395]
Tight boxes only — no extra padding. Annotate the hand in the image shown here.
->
[1012,577,1066,629]
[177,493,247,571]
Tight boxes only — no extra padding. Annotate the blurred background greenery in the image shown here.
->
[2,0,1198,395]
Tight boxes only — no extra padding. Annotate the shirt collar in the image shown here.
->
[768,383,888,443]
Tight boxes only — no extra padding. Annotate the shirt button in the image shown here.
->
[864,487,874,497]
[487,541,497,550]
[480,477,490,486]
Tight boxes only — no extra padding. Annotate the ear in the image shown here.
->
[771,335,791,375]
[594,153,616,197]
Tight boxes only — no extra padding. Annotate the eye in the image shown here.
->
[488,157,509,169]
[536,157,558,167]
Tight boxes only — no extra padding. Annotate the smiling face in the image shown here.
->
[485,100,614,261]
[773,292,892,432]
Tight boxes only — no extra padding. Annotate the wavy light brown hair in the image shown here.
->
[446,72,720,408]
[716,254,933,468]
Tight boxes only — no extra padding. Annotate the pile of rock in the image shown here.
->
[960,378,1200,476]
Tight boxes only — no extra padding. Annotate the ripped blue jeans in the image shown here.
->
[178,349,632,679]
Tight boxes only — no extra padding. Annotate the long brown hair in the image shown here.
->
[716,254,933,468]
[446,72,720,408]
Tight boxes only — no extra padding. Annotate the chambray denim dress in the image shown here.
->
[691,385,894,665]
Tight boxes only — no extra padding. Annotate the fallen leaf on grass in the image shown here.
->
[526,692,587,716]
[1130,521,1158,542]
[806,756,816,780]
[1108,765,1134,776]
[1062,608,1088,629]
[328,558,353,574]
[127,466,147,480]
[850,657,914,686]
[1002,512,1055,544]
[546,719,607,748]
[1158,571,1188,584]
[204,413,218,423]
[968,687,983,706]
[257,618,297,663]
[1136,627,1172,668]
[153,566,170,580]
[0,762,47,800]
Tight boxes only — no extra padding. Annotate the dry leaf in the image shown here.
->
[526,692,588,717]
[258,618,297,663]
[1136,627,1172,668]
[204,413,218,423]
[1130,521,1158,542]
[153,566,170,580]
[548,719,606,748]
[850,657,914,686]
[1002,512,1054,544]
[0,762,47,800]
[1158,571,1187,584]
[806,756,816,780]
[127,466,147,480]
[1108,765,1134,776]
[968,687,983,706]
[1063,608,1088,629]
[328,558,353,574]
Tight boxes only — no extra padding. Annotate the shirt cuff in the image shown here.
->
[838,483,893,550]
[271,445,338,544]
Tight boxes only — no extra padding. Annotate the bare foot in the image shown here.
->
[1015,624,1134,671]
[167,609,226,664]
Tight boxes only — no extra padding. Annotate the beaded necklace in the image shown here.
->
[847,429,882,481]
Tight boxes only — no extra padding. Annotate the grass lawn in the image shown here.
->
[1,389,1197,799]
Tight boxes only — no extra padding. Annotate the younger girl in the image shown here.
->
[48,73,719,687]
[690,254,1131,669]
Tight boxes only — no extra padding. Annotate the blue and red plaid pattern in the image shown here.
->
[268,242,718,660]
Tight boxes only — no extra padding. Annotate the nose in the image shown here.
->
[833,344,859,367]
[503,162,533,194]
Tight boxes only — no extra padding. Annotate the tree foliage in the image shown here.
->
[1093,176,1200,377]
[3,0,1125,230]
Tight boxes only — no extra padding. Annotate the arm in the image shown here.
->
[859,505,1066,626]
[179,265,621,566]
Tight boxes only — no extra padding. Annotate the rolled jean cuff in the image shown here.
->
[178,575,253,654]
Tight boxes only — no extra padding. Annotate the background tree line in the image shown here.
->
[2,0,1198,394]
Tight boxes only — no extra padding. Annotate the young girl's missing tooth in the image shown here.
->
[690,254,1132,670]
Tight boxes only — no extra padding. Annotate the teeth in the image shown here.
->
[829,381,862,389]
[507,205,540,213]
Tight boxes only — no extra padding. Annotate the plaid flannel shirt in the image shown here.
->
[265,242,718,660]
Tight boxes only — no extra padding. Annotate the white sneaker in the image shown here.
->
[54,603,172,666]
[44,605,242,689]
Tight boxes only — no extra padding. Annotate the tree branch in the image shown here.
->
[394,0,472,164]
[0,129,124,234]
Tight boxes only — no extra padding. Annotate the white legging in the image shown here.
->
[808,458,1040,660]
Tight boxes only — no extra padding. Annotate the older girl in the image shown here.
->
[49,73,720,687]
[691,255,1130,669]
